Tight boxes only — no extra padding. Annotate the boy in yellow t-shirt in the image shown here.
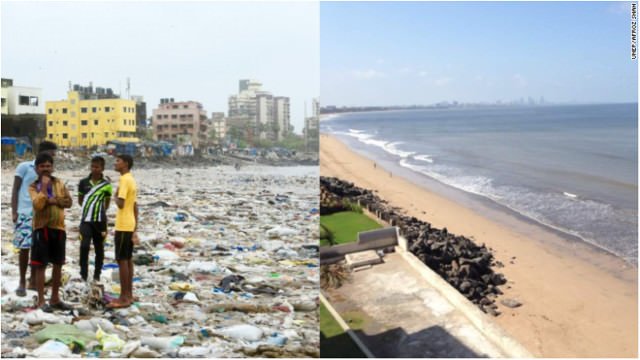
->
[107,154,138,308]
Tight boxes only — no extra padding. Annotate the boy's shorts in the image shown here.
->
[13,212,33,250]
[30,228,66,266]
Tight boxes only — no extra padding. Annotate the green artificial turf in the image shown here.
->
[320,211,383,246]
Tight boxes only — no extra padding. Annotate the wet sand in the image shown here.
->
[320,133,638,358]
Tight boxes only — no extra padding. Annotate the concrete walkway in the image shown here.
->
[325,252,508,358]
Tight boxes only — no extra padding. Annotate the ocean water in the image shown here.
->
[322,104,638,264]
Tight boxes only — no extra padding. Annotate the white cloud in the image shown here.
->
[434,77,452,86]
[418,70,428,77]
[352,69,386,79]
[512,73,528,87]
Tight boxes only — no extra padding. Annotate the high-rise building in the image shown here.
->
[152,99,208,149]
[46,83,137,147]
[274,96,290,141]
[304,98,319,152]
[229,79,262,119]
[228,79,290,142]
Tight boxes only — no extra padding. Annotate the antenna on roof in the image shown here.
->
[126,77,131,100]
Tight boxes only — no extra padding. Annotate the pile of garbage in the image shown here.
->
[320,176,508,316]
[1,165,320,357]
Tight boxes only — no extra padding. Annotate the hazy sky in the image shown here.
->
[321,1,638,106]
[2,1,319,134]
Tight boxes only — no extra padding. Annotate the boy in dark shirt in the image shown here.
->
[77,156,112,282]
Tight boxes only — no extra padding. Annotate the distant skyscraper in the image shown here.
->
[228,79,289,142]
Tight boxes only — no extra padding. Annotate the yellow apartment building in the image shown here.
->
[46,86,138,147]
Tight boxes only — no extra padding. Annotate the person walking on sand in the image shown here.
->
[108,154,138,309]
[10,141,58,297]
[28,152,73,311]
[77,156,112,283]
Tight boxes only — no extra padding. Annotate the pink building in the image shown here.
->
[152,99,207,148]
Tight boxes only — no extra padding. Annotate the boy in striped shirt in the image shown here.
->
[77,156,112,282]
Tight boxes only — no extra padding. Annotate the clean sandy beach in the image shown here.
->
[320,133,637,358]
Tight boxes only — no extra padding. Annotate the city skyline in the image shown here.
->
[321,1,638,107]
[1,1,320,134]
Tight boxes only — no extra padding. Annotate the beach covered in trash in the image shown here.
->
[1,162,320,358]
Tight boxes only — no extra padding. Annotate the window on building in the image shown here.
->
[92,107,97,113]
[171,114,177,119]
[48,109,53,114]
[171,124,178,129]
[81,107,87,113]
[172,105,178,109]
[105,132,109,138]
[30,96,38,106]
[94,119,98,125]
[92,133,95,138]
[71,112,76,117]
[70,99,76,105]
[105,107,110,113]
[62,108,67,114]
[49,134,53,139]
[48,121,53,127]
[63,121,68,126]
[81,120,88,126]
[157,126,162,132]
[183,105,188,109]
[62,133,68,139]
[19,96,29,105]
[81,133,87,139]
[123,107,127,112]
[71,124,76,130]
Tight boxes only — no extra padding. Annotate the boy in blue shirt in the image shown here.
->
[10,141,57,297]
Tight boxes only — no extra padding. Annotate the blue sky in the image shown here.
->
[321,1,638,106]
[2,2,319,134]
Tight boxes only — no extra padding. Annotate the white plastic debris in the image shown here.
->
[24,310,70,326]
[266,226,299,238]
[216,324,264,341]
[32,340,72,357]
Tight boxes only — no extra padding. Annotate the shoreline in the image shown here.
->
[320,133,638,357]
[330,131,638,269]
